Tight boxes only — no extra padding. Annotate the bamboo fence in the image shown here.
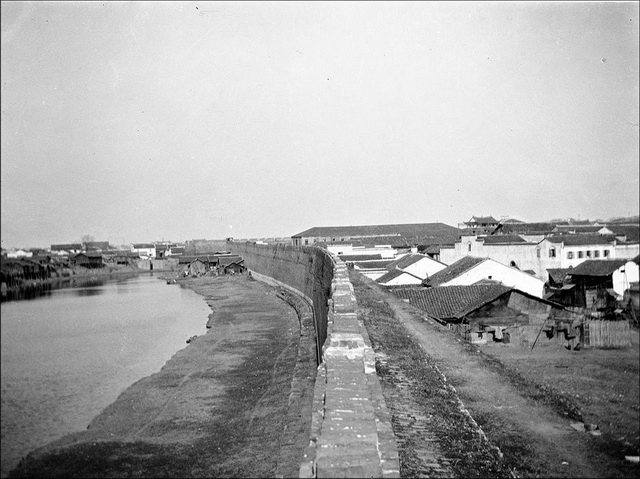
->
[585,319,631,348]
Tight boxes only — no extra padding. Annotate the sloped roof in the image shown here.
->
[546,234,617,246]
[466,216,499,224]
[376,269,423,285]
[85,241,110,249]
[422,244,443,254]
[292,223,460,239]
[496,222,558,235]
[547,267,573,283]
[51,243,82,251]
[73,252,103,259]
[605,225,639,242]
[553,225,606,234]
[217,255,244,266]
[423,256,486,287]
[132,243,155,249]
[353,260,395,270]
[392,285,512,320]
[338,254,383,261]
[482,235,528,244]
[385,253,433,271]
[569,259,629,276]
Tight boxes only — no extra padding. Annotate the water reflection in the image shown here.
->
[2,273,144,302]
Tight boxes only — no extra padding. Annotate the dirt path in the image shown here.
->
[8,276,317,478]
[351,272,636,478]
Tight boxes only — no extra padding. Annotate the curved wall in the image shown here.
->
[228,242,335,363]
[230,242,400,478]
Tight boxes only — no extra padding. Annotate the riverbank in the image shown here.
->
[8,275,317,478]
[0,265,155,302]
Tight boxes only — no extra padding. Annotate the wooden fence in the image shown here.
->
[584,320,631,348]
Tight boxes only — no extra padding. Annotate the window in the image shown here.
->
[468,243,472,252]
[536,248,541,258]
[594,250,600,258]
[578,251,584,258]
[549,248,556,258]
[304,239,309,245]
[567,252,574,259]
[604,250,610,257]
[586,250,591,257]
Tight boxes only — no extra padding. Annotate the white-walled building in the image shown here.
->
[327,243,397,259]
[424,256,547,298]
[131,243,156,260]
[375,253,448,286]
[376,269,424,286]
[440,233,639,282]
[386,253,447,279]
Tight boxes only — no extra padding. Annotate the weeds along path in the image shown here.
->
[350,271,622,479]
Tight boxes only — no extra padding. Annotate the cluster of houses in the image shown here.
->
[1,240,245,295]
[292,216,640,349]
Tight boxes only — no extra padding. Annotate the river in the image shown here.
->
[0,273,211,478]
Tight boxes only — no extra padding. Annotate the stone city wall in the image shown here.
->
[229,242,399,478]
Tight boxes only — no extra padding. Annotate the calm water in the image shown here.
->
[0,274,211,477]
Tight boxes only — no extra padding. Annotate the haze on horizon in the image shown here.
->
[1,1,638,250]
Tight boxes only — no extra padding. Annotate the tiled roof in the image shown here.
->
[292,223,460,239]
[423,256,486,286]
[85,241,110,249]
[73,252,103,258]
[338,254,383,261]
[51,243,82,251]
[483,235,528,244]
[217,256,244,266]
[554,225,605,234]
[546,267,573,283]
[466,216,499,224]
[132,243,155,249]
[385,253,426,271]
[423,244,443,254]
[569,259,629,276]
[546,234,617,246]
[392,285,512,320]
[376,269,422,284]
[496,222,558,235]
[353,260,395,269]
[606,225,640,242]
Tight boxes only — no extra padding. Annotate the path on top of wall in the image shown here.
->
[299,258,400,479]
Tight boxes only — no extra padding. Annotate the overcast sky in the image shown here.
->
[1,1,638,248]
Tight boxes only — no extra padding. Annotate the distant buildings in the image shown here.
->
[291,223,461,254]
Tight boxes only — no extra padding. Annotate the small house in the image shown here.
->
[423,256,546,298]
[72,252,104,269]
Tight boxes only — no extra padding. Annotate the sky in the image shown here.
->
[1,1,638,249]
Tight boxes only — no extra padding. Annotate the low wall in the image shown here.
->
[230,242,399,478]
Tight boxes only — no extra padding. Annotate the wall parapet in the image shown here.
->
[230,243,399,478]
[298,256,399,478]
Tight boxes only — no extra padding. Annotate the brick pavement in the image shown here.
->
[300,260,400,479]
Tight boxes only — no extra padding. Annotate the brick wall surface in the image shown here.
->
[229,243,399,478]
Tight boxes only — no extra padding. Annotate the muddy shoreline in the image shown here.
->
[8,275,317,478]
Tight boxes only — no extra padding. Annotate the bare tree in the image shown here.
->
[80,234,95,245]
